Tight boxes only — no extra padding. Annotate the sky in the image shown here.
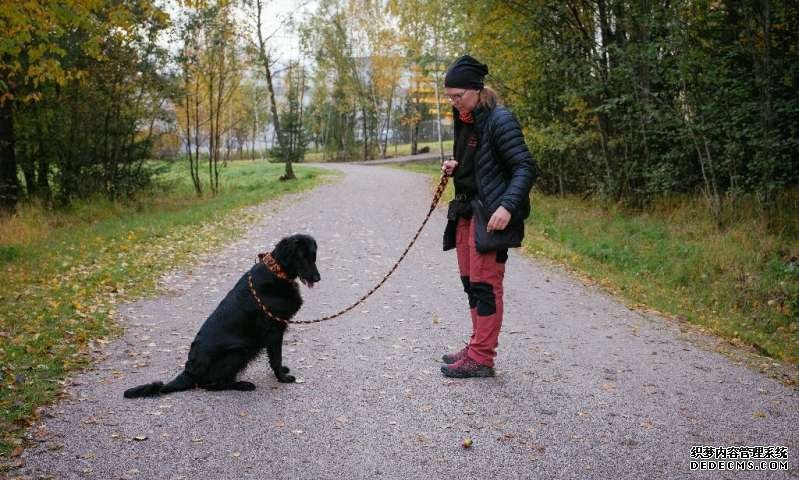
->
[237,0,318,68]
[161,0,317,70]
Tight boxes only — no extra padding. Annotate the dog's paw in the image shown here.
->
[280,366,290,374]
[233,381,256,391]
[277,374,296,383]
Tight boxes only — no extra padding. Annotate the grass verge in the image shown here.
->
[397,161,799,371]
[526,195,798,364]
[0,160,331,459]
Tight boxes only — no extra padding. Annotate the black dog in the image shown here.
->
[123,234,320,398]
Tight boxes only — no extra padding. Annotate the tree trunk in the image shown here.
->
[760,0,775,214]
[193,83,202,195]
[432,27,445,163]
[596,0,613,83]
[208,69,216,195]
[361,106,368,161]
[635,0,651,181]
[20,137,36,199]
[433,68,444,163]
[381,84,394,159]
[0,100,19,213]
[298,66,306,162]
[410,119,418,155]
[256,0,294,180]
[183,79,201,196]
[36,109,52,203]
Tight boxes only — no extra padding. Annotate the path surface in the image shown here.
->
[14,164,799,480]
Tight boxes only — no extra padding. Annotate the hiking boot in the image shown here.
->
[442,346,469,364]
[440,357,495,378]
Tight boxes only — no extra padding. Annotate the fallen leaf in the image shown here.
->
[133,435,148,441]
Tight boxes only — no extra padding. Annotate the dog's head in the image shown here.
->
[271,234,321,288]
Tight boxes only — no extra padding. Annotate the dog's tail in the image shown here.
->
[123,381,164,398]
[123,372,195,399]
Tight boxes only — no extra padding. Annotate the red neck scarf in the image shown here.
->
[459,111,474,124]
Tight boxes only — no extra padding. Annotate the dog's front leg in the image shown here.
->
[266,333,295,383]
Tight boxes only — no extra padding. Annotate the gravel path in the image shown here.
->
[14,164,799,480]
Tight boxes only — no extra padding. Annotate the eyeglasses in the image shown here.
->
[446,90,469,101]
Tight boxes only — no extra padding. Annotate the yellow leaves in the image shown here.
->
[0,92,14,105]
[0,4,32,34]
[180,0,211,8]
[107,3,135,30]
[1,0,167,100]
[563,94,595,128]
[0,5,68,88]
[600,382,616,393]
[22,42,66,67]
[26,57,68,88]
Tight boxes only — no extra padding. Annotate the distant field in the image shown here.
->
[302,140,453,162]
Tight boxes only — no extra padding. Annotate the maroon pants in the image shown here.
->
[455,216,506,367]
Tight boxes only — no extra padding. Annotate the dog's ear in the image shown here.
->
[272,236,298,272]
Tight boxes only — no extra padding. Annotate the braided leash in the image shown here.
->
[249,172,450,325]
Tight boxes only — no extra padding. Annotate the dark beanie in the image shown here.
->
[444,55,489,89]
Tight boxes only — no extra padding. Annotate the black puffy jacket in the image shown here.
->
[443,104,537,251]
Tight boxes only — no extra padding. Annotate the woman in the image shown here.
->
[440,55,537,378]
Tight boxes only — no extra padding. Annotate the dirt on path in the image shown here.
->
[12,164,799,480]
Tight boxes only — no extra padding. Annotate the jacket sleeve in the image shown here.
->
[490,108,537,213]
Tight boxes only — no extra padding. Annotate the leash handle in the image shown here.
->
[258,172,450,325]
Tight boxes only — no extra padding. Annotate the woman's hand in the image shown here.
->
[487,205,511,232]
[442,160,459,176]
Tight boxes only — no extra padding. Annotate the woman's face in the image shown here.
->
[445,88,480,113]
